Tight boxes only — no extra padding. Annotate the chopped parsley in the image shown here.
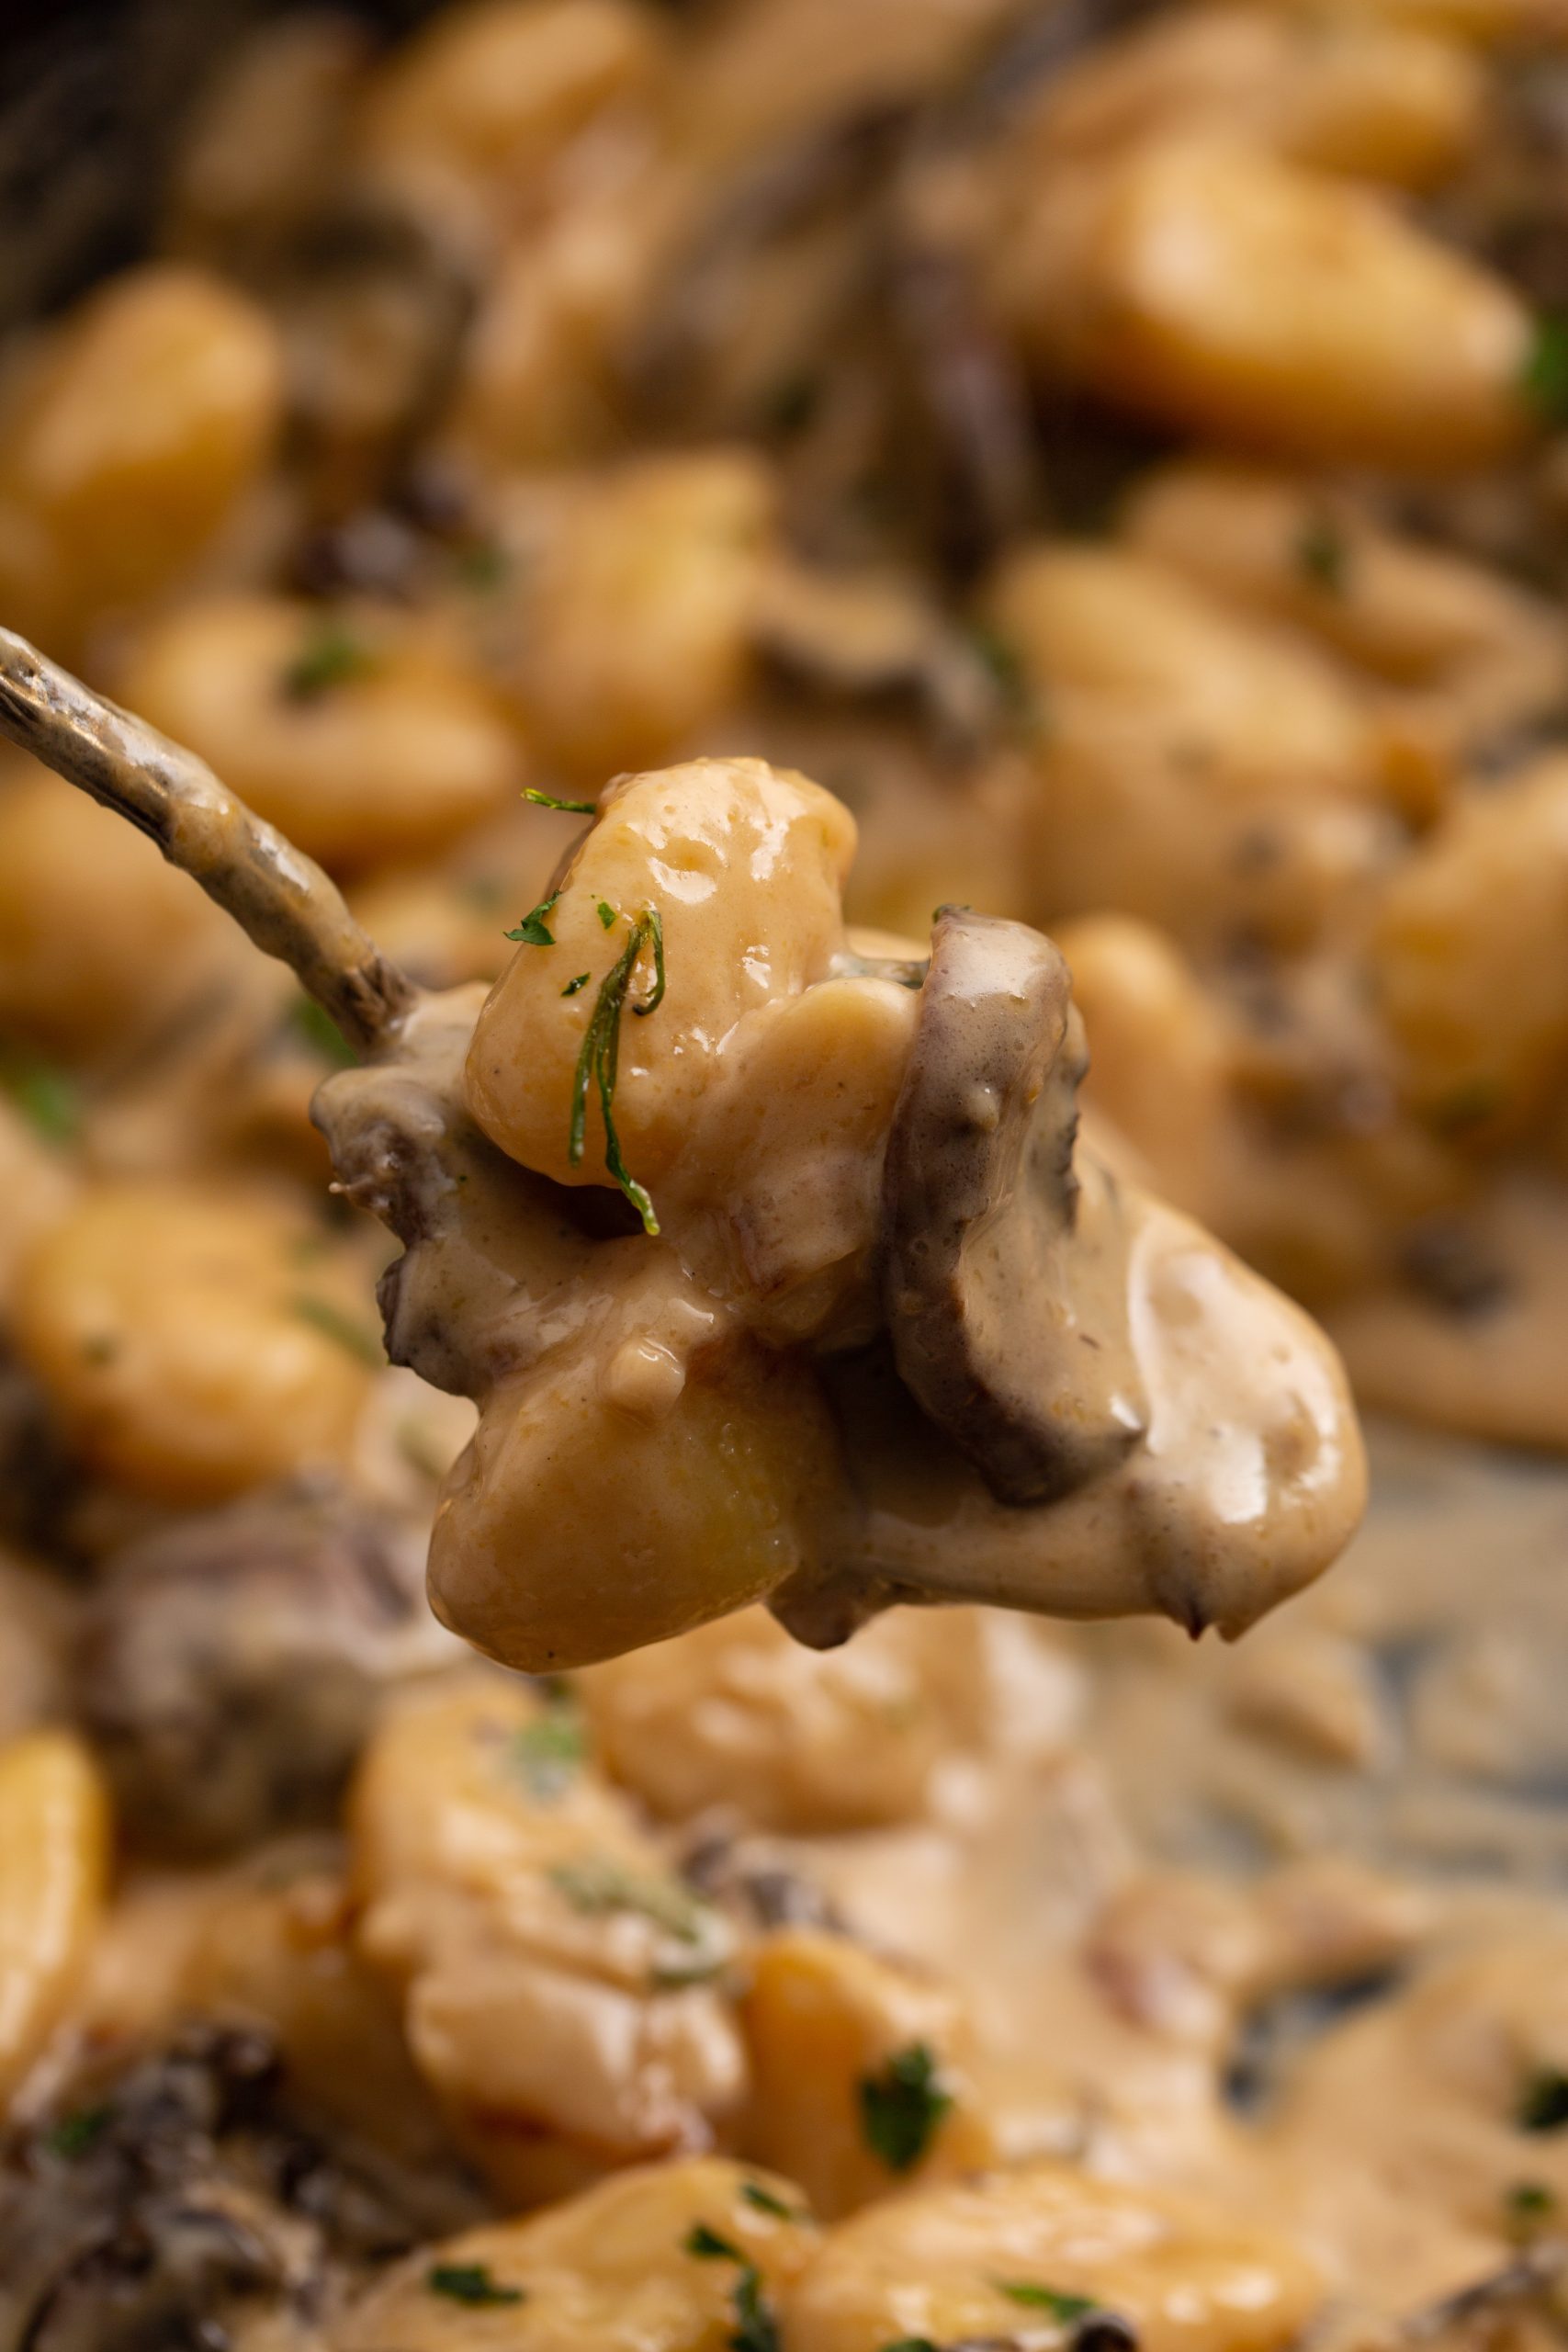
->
[740,2182,802,2222]
[290,1294,385,1367]
[1522,311,1568,430]
[524,787,597,815]
[454,539,511,592]
[561,972,590,996]
[281,617,378,702]
[548,1853,705,1944]
[1,1050,81,1147]
[567,905,665,1236]
[997,2282,1100,2322]
[286,994,355,1069]
[1506,2180,1559,2232]
[44,2105,111,2160]
[1294,515,1348,597]
[426,2261,525,2307]
[1519,2068,1568,2132]
[683,2222,779,2352]
[878,2341,942,2352]
[504,890,560,947]
[969,623,1032,720]
[858,2041,953,2173]
[512,1704,587,1802]
[687,2223,745,2260]
[596,899,617,928]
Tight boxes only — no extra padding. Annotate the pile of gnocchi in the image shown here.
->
[5,0,1568,2343]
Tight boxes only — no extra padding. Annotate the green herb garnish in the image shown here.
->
[549,1853,705,1943]
[290,1295,385,1367]
[567,907,663,1235]
[286,994,355,1069]
[1522,312,1568,429]
[455,540,511,592]
[1519,2068,1568,2132]
[596,899,617,928]
[561,973,590,996]
[687,2223,746,2261]
[970,623,1031,717]
[730,2261,781,2352]
[1506,2181,1559,2234]
[997,2283,1100,2322]
[878,2341,942,2352]
[1295,515,1348,596]
[504,890,560,947]
[44,2105,111,2159]
[684,2224,779,2352]
[524,788,597,815]
[858,2042,953,2173]
[740,2182,801,2222]
[1,1051,82,1147]
[513,1705,587,1802]
[282,617,378,702]
[427,2262,525,2307]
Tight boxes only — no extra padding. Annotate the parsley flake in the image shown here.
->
[567,906,664,1235]
[878,2341,942,2352]
[997,2282,1100,2322]
[504,890,560,947]
[687,2222,745,2261]
[969,623,1032,718]
[44,2106,111,2160]
[731,2260,781,2352]
[596,899,618,928]
[512,1705,587,1802]
[1522,312,1568,429]
[740,2182,801,2222]
[427,2262,525,2307]
[282,617,378,702]
[524,787,597,815]
[1,1051,81,1148]
[1295,515,1348,597]
[1519,2068,1568,2132]
[286,995,355,1069]
[562,972,591,996]
[548,1853,705,1943]
[858,2042,953,2173]
[1506,2180,1559,2232]
[290,1295,385,1367]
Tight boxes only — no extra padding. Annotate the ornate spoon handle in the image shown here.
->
[0,625,417,1056]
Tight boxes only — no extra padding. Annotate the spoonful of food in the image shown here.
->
[0,625,1366,1669]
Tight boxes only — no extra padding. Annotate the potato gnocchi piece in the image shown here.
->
[355,0,667,224]
[1369,753,1568,1135]
[0,757,238,1063]
[117,595,521,875]
[0,263,283,650]
[992,137,1531,470]
[987,543,1392,947]
[739,1927,996,2218]
[580,1604,987,1833]
[0,1729,111,2107]
[1010,5,1483,189]
[348,1676,746,2206]
[333,2154,818,2351]
[486,455,775,782]
[782,2156,1325,2352]
[12,1180,376,1506]
[1123,462,1568,812]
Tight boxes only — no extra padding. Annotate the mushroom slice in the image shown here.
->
[883,904,1146,1505]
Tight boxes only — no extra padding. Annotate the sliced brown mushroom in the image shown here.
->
[883,903,1147,1506]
